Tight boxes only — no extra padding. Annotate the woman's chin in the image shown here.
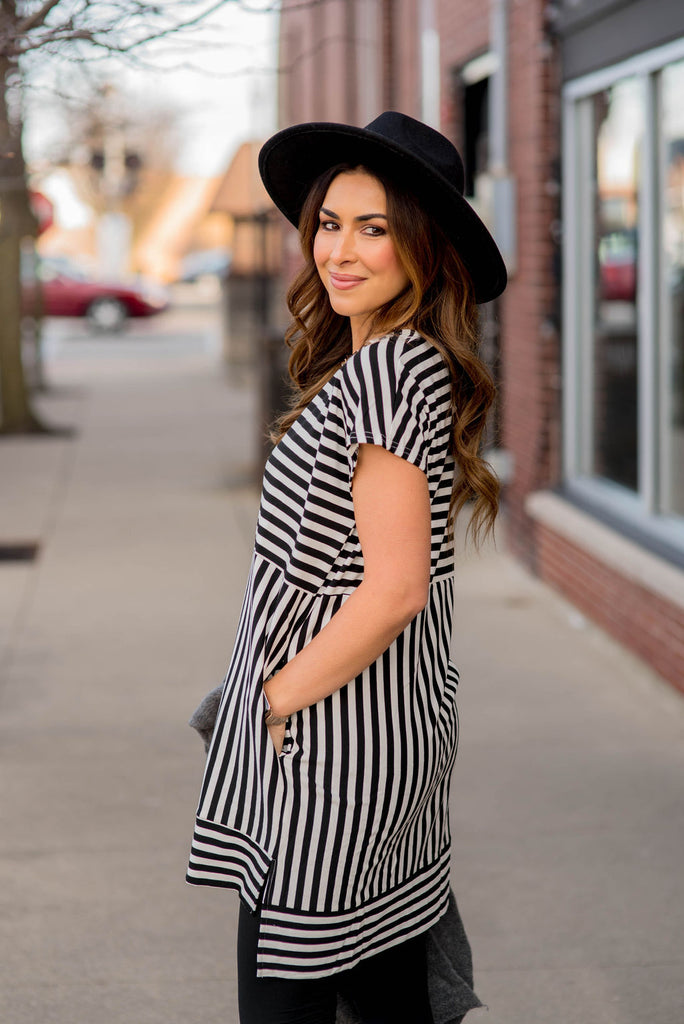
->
[328,297,367,319]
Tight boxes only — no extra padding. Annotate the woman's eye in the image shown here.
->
[319,220,338,231]
[363,224,386,237]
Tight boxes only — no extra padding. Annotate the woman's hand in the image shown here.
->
[267,721,287,755]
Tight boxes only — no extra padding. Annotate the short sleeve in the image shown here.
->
[339,338,432,477]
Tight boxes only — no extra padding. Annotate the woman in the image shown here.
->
[187,112,507,1024]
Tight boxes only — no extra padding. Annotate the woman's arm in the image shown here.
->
[263,442,431,723]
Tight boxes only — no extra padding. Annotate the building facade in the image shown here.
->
[276,0,684,692]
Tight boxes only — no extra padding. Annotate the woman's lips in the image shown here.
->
[329,272,366,291]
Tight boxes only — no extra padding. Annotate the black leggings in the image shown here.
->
[237,903,435,1024]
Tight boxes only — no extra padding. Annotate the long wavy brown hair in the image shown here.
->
[273,163,500,544]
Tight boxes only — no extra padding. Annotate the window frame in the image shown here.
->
[562,35,684,555]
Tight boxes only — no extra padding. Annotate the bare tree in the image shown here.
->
[0,0,264,433]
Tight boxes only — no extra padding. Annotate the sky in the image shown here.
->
[23,2,280,180]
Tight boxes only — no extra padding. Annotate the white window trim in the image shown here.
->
[563,36,684,100]
[638,70,659,514]
[657,66,679,516]
[562,36,684,554]
[564,476,684,554]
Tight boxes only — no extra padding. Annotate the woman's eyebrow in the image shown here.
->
[319,207,387,222]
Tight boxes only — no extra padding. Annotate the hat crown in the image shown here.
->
[363,111,465,196]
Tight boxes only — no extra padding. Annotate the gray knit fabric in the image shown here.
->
[188,685,222,753]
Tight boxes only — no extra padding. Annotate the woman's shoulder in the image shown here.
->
[339,329,451,426]
[346,328,445,380]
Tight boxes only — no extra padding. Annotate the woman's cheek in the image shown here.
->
[313,232,328,266]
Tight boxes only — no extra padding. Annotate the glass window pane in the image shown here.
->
[661,60,684,517]
[592,78,644,491]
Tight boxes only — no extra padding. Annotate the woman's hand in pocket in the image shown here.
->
[267,721,287,755]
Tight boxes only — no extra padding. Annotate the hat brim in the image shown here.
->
[259,122,507,304]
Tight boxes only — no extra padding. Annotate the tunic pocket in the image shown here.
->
[262,695,295,759]
[278,716,295,758]
[262,660,296,758]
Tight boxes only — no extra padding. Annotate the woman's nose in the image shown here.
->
[330,229,356,263]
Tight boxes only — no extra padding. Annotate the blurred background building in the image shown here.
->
[273,0,684,692]
[210,142,282,367]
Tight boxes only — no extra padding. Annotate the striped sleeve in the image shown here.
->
[340,339,432,475]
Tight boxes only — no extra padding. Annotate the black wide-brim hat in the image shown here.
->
[258,111,507,304]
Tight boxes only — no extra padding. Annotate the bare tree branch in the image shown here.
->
[0,0,334,63]
[3,0,242,59]
[15,0,62,35]
[20,22,357,86]
[236,0,326,12]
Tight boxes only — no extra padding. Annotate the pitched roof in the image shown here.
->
[211,141,273,218]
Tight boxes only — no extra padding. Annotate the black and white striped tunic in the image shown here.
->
[187,328,460,979]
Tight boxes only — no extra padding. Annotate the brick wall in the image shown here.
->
[501,0,562,564]
[535,521,684,694]
[279,0,359,126]
[391,0,420,117]
[439,0,489,136]
[439,0,562,566]
[279,0,397,128]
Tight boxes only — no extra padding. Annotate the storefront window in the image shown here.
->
[592,78,643,491]
[564,41,684,546]
[661,60,684,516]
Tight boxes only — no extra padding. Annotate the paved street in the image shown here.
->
[1,306,683,1024]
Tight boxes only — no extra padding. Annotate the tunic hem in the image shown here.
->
[259,847,453,978]
[186,817,272,913]
[188,816,455,980]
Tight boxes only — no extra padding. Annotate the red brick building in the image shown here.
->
[276,0,684,693]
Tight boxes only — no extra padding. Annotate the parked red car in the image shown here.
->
[598,229,637,303]
[23,256,169,332]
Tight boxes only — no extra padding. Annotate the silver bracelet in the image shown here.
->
[264,693,288,727]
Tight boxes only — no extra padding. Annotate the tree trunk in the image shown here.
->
[0,53,45,434]
[21,242,47,392]
[0,233,41,431]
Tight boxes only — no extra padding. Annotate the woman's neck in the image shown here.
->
[350,317,413,351]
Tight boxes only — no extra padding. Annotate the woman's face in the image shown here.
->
[313,170,410,347]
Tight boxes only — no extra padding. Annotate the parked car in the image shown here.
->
[23,256,169,332]
[177,248,231,283]
[598,229,637,303]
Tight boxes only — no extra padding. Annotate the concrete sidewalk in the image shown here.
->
[1,322,683,1024]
